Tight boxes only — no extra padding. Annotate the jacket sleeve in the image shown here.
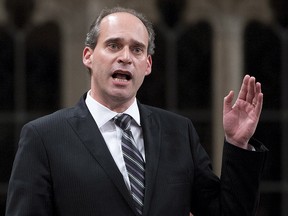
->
[188,120,267,216]
[5,123,54,216]
[219,141,267,215]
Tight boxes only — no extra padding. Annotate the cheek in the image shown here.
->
[134,61,151,83]
[91,57,110,76]
[134,73,146,88]
[92,50,112,66]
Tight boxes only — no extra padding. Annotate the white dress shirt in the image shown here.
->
[85,90,145,189]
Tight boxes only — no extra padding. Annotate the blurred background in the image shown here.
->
[0,0,287,215]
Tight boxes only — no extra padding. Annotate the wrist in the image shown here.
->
[225,136,249,150]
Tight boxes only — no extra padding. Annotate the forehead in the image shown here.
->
[98,12,149,45]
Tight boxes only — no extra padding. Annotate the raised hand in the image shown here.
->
[223,75,263,149]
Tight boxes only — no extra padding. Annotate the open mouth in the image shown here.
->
[112,71,132,81]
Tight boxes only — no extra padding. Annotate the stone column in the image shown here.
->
[212,14,243,176]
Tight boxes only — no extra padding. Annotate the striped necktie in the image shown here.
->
[114,114,145,215]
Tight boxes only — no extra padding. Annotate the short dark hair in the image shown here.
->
[85,7,155,55]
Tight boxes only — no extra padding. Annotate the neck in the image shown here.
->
[89,91,135,113]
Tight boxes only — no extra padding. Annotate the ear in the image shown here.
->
[83,47,93,68]
[145,55,152,76]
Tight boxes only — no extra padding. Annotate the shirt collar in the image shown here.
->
[85,90,141,128]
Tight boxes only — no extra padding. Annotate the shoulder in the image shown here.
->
[23,107,75,133]
[139,104,191,126]
[26,94,88,129]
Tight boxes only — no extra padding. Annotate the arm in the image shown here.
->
[191,75,267,215]
[189,122,267,216]
[220,75,267,214]
[5,123,54,216]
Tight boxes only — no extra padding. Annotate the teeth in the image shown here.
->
[114,78,128,82]
[112,72,131,81]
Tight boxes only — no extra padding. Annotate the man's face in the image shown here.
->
[83,12,152,111]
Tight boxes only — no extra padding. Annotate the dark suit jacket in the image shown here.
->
[6,94,267,216]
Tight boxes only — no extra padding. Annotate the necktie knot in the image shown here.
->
[114,114,132,131]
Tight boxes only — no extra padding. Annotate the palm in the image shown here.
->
[223,75,263,148]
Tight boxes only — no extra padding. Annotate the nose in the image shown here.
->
[117,47,132,64]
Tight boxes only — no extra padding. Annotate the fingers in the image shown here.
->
[256,93,263,116]
[225,75,263,110]
[254,82,264,117]
[237,75,250,101]
[223,90,234,114]
[246,76,256,104]
[246,76,263,111]
[238,75,263,106]
[251,81,260,105]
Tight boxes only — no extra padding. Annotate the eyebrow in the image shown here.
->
[104,37,147,49]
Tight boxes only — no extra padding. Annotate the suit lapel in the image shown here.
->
[67,95,138,215]
[138,104,161,216]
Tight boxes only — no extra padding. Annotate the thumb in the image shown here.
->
[223,91,234,115]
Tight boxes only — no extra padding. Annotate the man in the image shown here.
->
[6,7,267,216]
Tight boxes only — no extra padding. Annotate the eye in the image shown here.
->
[131,46,144,55]
[108,43,121,51]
